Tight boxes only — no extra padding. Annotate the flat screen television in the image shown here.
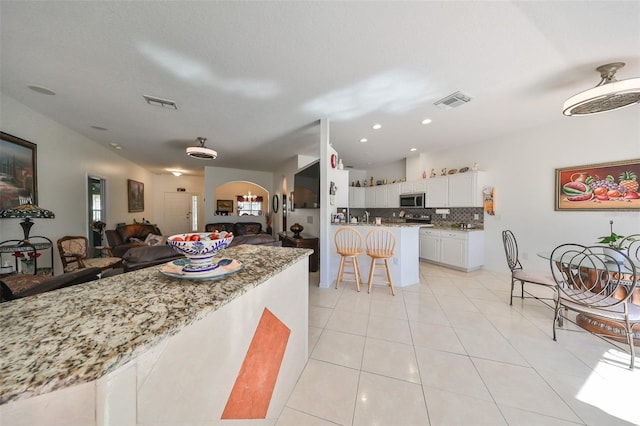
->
[293,161,320,209]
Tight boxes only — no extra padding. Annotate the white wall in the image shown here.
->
[424,107,640,274]
[1,94,159,274]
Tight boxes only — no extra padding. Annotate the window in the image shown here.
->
[236,195,263,216]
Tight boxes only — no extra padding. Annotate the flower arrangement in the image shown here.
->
[91,220,106,231]
[12,251,41,274]
[597,220,629,250]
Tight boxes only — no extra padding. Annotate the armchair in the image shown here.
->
[57,236,122,272]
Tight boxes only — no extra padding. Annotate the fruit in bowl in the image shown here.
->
[167,232,234,273]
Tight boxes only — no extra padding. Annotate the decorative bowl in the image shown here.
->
[167,232,234,273]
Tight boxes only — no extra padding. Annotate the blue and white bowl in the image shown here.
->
[167,232,234,273]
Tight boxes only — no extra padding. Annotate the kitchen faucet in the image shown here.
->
[364,210,370,224]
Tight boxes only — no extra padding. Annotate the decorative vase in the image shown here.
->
[290,223,304,238]
[22,260,35,275]
[602,247,625,264]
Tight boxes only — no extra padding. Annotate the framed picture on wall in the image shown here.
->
[0,131,38,209]
[217,199,233,212]
[127,179,144,212]
[555,159,640,211]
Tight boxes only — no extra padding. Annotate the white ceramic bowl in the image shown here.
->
[167,232,234,260]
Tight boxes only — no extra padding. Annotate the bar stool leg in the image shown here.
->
[336,256,346,289]
[384,258,395,296]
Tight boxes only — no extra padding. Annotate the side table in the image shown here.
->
[279,233,319,272]
[0,236,54,276]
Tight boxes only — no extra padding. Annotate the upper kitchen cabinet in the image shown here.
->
[426,171,486,207]
[349,186,365,208]
[386,183,400,208]
[400,179,427,194]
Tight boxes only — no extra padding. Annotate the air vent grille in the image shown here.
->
[434,91,472,109]
[143,95,178,110]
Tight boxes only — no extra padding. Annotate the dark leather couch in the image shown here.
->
[205,222,280,247]
[105,223,163,257]
[1,267,102,302]
[121,245,184,272]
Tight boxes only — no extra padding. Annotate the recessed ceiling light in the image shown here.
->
[27,85,56,95]
[114,146,122,150]
[171,171,183,177]
[91,125,108,131]
[360,138,368,143]
[421,118,432,125]
[410,148,417,152]
[372,124,382,130]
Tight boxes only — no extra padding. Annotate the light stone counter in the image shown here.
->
[0,244,311,408]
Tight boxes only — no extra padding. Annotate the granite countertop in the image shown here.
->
[0,244,311,405]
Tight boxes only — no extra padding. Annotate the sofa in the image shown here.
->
[1,267,102,302]
[105,223,165,257]
[205,222,280,247]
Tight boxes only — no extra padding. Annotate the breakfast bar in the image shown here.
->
[0,244,311,425]
[328,223,426,289]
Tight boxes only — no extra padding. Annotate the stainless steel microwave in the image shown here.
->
[399,193,425,208]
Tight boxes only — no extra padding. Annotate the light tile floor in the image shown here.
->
[277,262,640,426]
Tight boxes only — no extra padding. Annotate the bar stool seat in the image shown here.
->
[365,228,396,295]
[334,227,364,292]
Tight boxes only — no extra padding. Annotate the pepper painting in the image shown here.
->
[555,159,640,211]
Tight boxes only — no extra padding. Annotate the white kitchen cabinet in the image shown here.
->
[425,171,486,208]
[400,179,427,195]
[349,187,365,208]
[419,229,484,272]
[448,172,486,207]
[426,177,448,207]
[374,185,387,207]
[364,186,375,207]
[386,183,400,208]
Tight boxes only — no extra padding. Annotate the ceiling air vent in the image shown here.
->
[143,95,178,110]
[434,91,472,110]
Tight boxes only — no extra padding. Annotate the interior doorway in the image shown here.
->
[163,192,198,236]
[88,176,106,248]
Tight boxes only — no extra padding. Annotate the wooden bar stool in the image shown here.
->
[334,227,364,292]
[365,228,396,295]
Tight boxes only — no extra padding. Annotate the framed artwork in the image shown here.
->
[217,199,233,212]
[555,159,640,211]
[127,179,144,212]
[0,132,38,209]
[272,194,279,213]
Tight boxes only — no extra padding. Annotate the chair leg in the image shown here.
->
[520,281,525,299]
[383,258,395,296]
[367,259,376,294]
[336,256,346,289]
[624,318,635,370]
[352,257,361,292]
[510,278,515,305]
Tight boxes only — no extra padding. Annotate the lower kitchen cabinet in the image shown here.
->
[419,228,484,272]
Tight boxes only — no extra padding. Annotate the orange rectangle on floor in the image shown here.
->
[221,307,291,419]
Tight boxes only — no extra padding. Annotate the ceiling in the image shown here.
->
[1,1,639,176]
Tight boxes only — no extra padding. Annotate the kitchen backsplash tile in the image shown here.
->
[342,207,484,226]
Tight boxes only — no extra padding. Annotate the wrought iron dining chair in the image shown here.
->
[549,243,639,369]
[502,230,556,305]
[365,228,396,295]
[334,227,364,292]
[57,236,122,273]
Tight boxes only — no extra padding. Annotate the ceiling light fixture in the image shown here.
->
[410,148,417,152]
[360,138,368,143]
[421,118,432,125]
[563,62,640,116]
[372,124,382,130]
[186,137,217,160]
[171,171,183,177]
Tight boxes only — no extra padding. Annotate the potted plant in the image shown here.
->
[597,220,629,263]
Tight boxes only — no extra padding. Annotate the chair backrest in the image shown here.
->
[57,236,89,270]
[502,230,523,272]
[334,227,363,256]
[550,243,637,309]
[621,234,640,267]
[366,228,396,257]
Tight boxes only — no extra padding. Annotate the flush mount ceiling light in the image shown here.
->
[171,171,183,176]
[563,62,640,116]
[186,137,217,160]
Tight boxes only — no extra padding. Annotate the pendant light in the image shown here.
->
[186,137,217,159]
[563,62,640,116]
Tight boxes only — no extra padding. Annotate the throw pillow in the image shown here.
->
[145,233,167,246]
[128,237,144,243]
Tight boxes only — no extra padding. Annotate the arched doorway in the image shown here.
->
[213,181,269,217]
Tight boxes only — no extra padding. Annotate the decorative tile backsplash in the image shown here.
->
[341,207,484,226]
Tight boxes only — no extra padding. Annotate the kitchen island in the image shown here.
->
[328,222,429,289]
[0,244,311,425]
